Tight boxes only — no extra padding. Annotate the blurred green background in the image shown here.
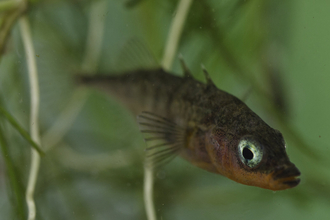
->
[0,0,330,219]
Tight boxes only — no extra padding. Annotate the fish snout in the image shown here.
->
[272,164,301,189]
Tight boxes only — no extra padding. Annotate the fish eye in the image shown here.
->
[238,139,263,168]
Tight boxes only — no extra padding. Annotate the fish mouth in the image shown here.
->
[272,164,301,188]
[281,177,301,188]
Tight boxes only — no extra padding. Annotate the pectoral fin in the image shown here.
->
[137,111,185,168]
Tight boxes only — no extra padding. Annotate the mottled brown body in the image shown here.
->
[80,68,300,190]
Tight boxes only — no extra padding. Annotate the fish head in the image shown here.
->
[208,128,300,190]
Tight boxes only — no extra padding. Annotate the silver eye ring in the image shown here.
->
[238,139,263,168]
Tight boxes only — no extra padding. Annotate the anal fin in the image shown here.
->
[137,111,185,169]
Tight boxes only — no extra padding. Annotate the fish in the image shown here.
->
[78,62,300,191]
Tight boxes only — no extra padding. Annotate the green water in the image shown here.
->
[0,0,329,219]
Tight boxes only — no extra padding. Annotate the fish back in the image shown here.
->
[79,69,186,117]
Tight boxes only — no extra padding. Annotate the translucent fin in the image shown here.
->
[201,64,215,87]
[115,38,159,72]
[137,111,185,169]
[179,54,193,78]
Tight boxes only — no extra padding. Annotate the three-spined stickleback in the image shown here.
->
[79,67,300,191]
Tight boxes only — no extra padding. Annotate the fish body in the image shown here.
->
[80,68,300,190]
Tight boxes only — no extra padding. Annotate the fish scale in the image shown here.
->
[79,66,300,191]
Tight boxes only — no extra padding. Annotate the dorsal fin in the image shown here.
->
[201,64,215,87]
[179,54,193,78]
[115,38,159,72]
[137,111,186,169]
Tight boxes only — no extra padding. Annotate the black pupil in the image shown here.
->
[243,147,254,160]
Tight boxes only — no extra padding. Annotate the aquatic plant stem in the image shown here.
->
[144,166,156,220]
[19,16,42,220]
[0,1,26,59]
[162,0,193,71]
[0,106,44,155]
[0,0,20,12]
[42,89,88,151]
[81,0,108,72]
[42,0,108,151]
[0,125,25,219]
[56,145,133,172]
[144,1,193,220]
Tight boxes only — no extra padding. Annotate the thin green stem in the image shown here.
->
[144,166,156,220]
[55,144,133,172]
[81,0,108,72]
[0,106,44,155]
[162,0,193,71]
[144,1,193,220]
[19,15,42,220]
[41,1,108,152]
[0,124,25,219]
[42,89,88,151]
[0,1,26,58]
[0,0,20,12]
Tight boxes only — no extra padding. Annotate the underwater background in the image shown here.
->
[0,0,330,219]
